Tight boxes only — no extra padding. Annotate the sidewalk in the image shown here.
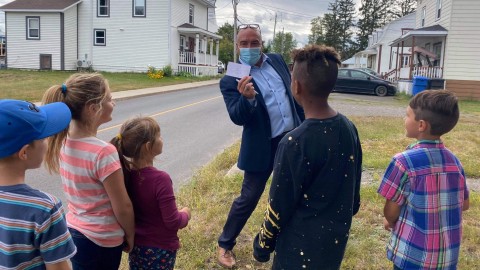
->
[112,79,220,101]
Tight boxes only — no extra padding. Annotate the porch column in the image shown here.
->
[377,45,382,74]
[216,40,220,64]
[209,38,214,66]
[441,36,446,79]
[195,33,200,76]
[389,45,393,70]
[409,36,415,80]
[395,43,399,80]
[400,42,404,79]
[204,36,207,66]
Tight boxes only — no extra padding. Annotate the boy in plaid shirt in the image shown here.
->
[378,90,470,270]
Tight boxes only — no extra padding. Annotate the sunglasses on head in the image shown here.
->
[238,24,261,32]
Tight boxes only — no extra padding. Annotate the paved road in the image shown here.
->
[26,83,242,203]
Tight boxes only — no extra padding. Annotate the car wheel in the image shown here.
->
[375,85,388,96]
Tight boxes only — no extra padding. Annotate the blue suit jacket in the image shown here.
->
[220,53,304,172]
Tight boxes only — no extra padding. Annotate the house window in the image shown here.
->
[421,6,426,27]
[436,0,442,19]
[433,42,442,66]
[425,43,431,52]
[180,35,185,51]
[189,4,194,24]
[403,56,410,67]
[133,0,146,17]
[98,0,109,17]
[26,17,40,40]
[94,29,106,46]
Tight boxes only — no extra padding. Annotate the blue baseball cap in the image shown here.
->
[0,100,72,159]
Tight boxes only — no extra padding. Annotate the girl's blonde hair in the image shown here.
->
[110,117,160,184]
[42,73,109,173]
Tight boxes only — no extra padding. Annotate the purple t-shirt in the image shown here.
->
[128,167,189,250]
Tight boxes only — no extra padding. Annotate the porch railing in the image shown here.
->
[383,66,443,82]
[413,66,443,79]
[179,51,196,64]
[383,69,397,82]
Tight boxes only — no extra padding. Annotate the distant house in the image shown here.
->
[387,0,480,99]
[0,0,222,75]
[341,56,367,68]
[354,13,415,77]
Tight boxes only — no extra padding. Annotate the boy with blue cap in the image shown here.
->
[0,100,76,270]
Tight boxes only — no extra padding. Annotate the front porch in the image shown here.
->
[177,51,218,76]
[176,23,221,76]
[384,25,448,93]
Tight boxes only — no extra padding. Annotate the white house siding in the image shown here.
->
[170,0,210,71]
[6,12,61,69]
[171,0,208,29]
[415,0,452,29]
[443,1,480,81]
[375,13,415,75]
[77,0,93,67]
[63,6,78,70]
[78,0,170,72]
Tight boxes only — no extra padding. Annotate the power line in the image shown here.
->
[216,1,232,12]
[245,0,318,19]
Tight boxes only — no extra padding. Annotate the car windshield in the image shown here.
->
[359,68,379,77]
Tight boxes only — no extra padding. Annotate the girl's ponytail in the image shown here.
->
[42,85,69,174]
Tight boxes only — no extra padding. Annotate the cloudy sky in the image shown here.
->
[214,0,361,47]
[0,0,362,43]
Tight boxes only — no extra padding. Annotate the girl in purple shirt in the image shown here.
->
[111,116,191,270]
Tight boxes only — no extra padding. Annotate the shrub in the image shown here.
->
[162,65,173,77]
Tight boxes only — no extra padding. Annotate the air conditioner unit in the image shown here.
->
[76,60,91,68]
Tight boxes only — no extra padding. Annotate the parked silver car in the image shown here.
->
[217,61,225,74]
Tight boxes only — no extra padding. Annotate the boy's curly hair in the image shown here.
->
[291,45,341,97]
[409,90,459,136]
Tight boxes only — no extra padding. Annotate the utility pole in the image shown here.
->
[233,0,239,62]
[273,12,277,42]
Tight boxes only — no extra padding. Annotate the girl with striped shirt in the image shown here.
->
[43,73,135,270]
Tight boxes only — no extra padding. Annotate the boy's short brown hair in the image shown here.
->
[409,90,459,136]
[291,44,341,97]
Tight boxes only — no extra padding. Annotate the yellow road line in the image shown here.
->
[98,96,222,133]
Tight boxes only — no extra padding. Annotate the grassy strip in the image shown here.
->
[0,69,220,102]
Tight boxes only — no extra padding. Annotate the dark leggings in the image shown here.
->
[68,228,123,270]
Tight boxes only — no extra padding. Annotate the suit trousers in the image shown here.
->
[218,132,286,250]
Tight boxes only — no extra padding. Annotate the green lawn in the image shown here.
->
[0,69,221,102]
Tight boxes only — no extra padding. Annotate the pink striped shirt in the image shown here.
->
[60,137,124,247]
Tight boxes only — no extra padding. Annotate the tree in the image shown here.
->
[216,22,234,66]
[356,0,390,50]
[337,0,356,59]
[308,16,325,45]
[322,0,356,59]
[388,0,416,19]
[271,31,297,64]
[322,2,342,51]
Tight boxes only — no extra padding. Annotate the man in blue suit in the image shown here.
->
[217,23,304,268]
